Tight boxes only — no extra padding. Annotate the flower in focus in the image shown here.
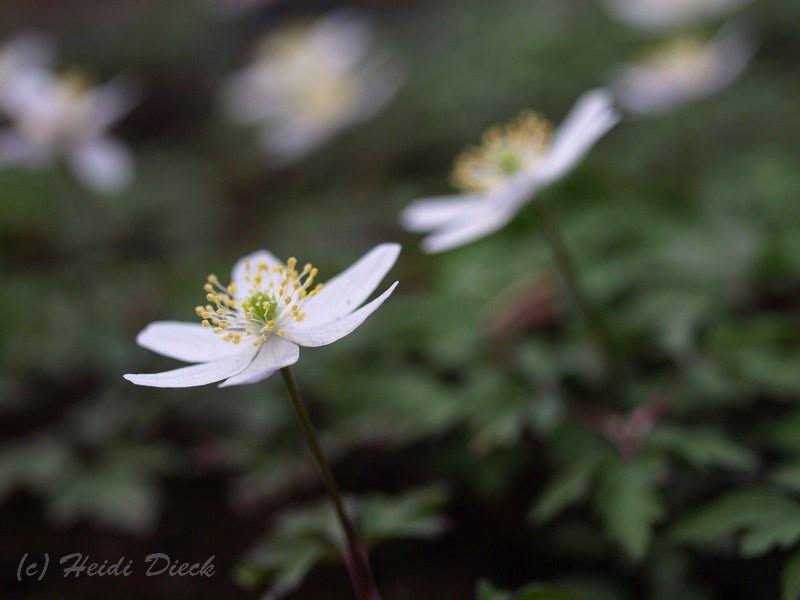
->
[124,244,400,388]
[400,89,620,253]
[612,27,754,115]
[221,10,402,163]
[602,0,748,31]
[0,68,137,194]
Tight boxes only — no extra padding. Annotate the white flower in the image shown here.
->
[613,27,754,115]
[400,89,620,253]
[0,69,136,194]
[221,10,402,163]
[124,244,400,388]
[602,0,748,31]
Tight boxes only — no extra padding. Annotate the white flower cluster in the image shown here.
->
[0,33,136,194]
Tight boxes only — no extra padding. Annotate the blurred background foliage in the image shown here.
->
[1,0,800,598]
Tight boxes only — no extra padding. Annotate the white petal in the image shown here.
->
[231,249,284,292]
[420,202,519,254]
[284,281,398,347]
[87,78,138,134]
[400,194,484,232]
[124,350,257,388]
[535,88,619,185]
[135,321,246,363]
[301,243,400,326]
[219,337,300,387]
[68,137,134,194]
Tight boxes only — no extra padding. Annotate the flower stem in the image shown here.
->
[279,367,381,600]
[531,202,626,405]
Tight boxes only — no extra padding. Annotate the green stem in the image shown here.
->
[531,202,626,404]
[279,367,381,600]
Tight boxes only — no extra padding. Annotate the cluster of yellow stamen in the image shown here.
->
[195,257,324,347]
[451,111,554,194]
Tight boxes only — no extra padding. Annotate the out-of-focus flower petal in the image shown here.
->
[68,136,134,194]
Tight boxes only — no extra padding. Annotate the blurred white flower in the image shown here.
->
[222,11,402,163]
[613,27,754,115]
[0,70,136,194]
[125,244,400,388]
[400,89,620,254]
[602,0,749,31]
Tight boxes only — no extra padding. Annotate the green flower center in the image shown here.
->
[247,291,279,324]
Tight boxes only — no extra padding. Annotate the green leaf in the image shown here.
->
[476,580,579,600]
[671,489,800,557]
[649,425,756,472]
[531,451,609,524]
[594,458,664,559]
[359,485,449,546]
[772,465,800,494]
[238,486,449,599]
[783,547,800,600]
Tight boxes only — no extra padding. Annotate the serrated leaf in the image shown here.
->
[531,451,609,524]
[783,547,800,600]
[360,484,449,546]
[649,425,756,472]
[672,489,800,557]
[594,458,664,559]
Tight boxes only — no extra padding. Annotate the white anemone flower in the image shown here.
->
[0,70,136,194]
[124,244,400,388]
[400,89,620,254]
[222,10,402,163]
[613,27,754,115]
[602,0,749,31]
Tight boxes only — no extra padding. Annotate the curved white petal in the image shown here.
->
[219,336,300,387]
[284,281,398,347]
[89,78,138,134]
[123,350,257,388]
[68,137,134,194]
[421,202,519,254]
[536,88,620,185]
[135,321,246,363]
[400,194,485,232]
[301,243,400,326]
[232,249,284,292]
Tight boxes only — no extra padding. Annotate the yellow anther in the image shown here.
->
[208,274,219,284]
[202,320,210,327]
[216,308,226,315]
[266,320,275,329]
[204,283,213,293]
[258,261,268,270]
[287,257,297,269]
[213,327,222,334]
[284,296,292,304]
[206,293,215,302]
[227,283,237,294]
[277,329,285,336]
